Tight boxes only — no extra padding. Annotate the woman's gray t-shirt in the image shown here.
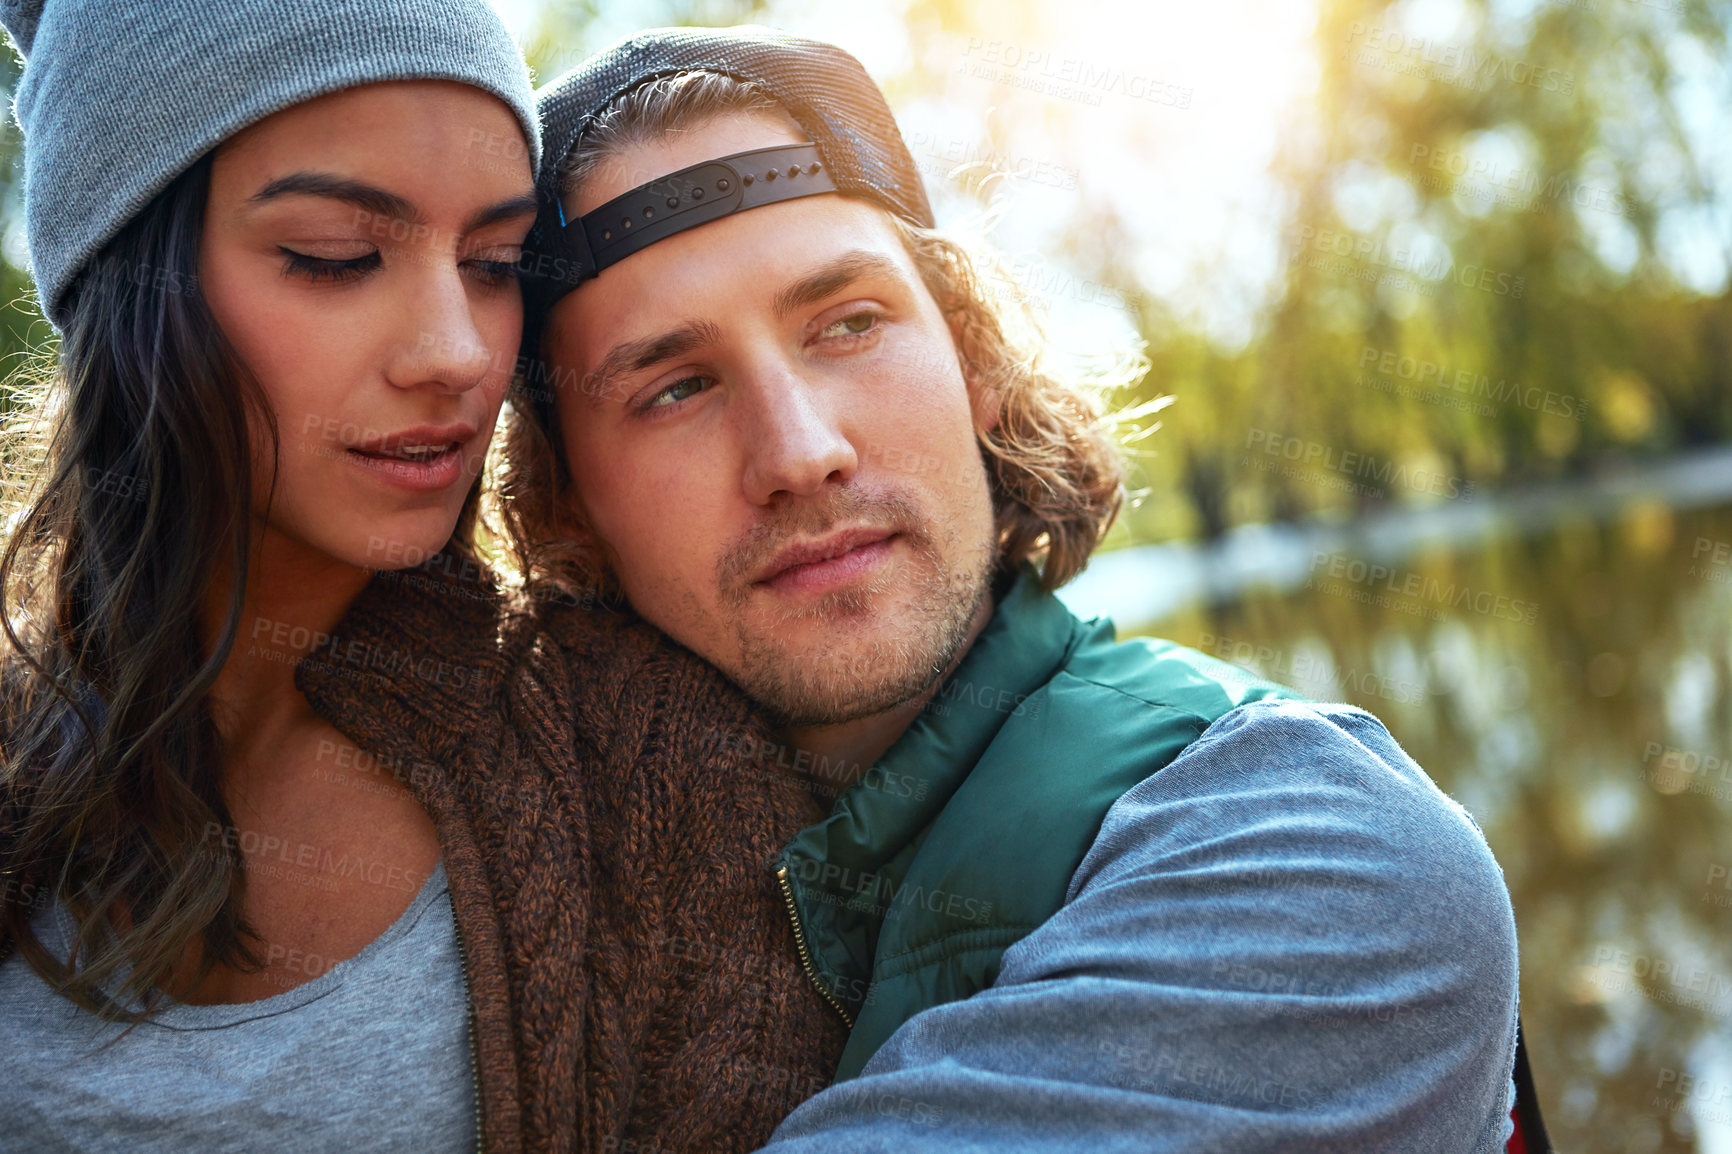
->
[0,861,475,1153]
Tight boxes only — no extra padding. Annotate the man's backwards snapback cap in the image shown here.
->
[523,25,934,305]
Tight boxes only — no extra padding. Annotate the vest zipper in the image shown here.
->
[450,912,484,1154]
[775,863,854,1028]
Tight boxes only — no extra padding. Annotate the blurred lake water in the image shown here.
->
[1063,449,1732,1153]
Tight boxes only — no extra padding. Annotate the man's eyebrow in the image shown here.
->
[586,321,724,403]
[248,172,422,224]
[772,251,904,319]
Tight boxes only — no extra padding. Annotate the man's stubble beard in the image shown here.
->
[718,484,996,730]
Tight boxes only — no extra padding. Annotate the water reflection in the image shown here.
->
[1103,498,1732,1153]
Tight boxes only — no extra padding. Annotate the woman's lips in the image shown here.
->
[345,442,469,491]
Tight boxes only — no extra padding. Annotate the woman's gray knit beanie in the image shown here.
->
[0,0,541,329]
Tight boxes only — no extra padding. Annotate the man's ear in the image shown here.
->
[552,481,627,602]
[949,311,1004,438]
[962,362,1004,433]
[928,268,1003,435]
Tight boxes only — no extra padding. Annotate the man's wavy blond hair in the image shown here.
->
[491,71,1139,596]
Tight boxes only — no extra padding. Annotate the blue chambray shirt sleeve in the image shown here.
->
[758,700,1520,1154]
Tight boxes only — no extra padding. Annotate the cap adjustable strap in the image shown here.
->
[524,142,838,299]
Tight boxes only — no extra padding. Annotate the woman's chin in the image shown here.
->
[262,511,464,579]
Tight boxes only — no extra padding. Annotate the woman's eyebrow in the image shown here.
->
[248,171,422,223]
[464,193,539,234]
[247,176,535,236]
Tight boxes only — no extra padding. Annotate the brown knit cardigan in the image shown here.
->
[0,553,846,1151]
[292,557,853,1152]
[288,557,851,1153]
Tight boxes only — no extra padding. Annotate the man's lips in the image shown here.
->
[754,527,899,593]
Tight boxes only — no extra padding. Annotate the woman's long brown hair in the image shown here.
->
[0,152,274,1017]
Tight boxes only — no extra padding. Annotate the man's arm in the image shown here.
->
[760,700,1519,1153]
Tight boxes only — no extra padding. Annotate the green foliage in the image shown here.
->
[1107,0,1732,541]
[519,0,772,85]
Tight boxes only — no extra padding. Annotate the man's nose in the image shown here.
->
[738,362,858,504]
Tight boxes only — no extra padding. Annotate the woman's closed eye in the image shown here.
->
[462,246,524,289]
[276,244,523,288]
[278,245,380,284]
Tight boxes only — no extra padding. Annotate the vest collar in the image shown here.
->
[777,568,1085,909]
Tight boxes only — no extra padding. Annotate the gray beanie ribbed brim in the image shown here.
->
[2,0,541,329]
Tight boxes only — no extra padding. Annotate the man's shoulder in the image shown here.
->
[950,627,1313,846]
[827,694,1521,1154]
[1068,697,1514,941]
[1034,623,1486,861]
[1169,697,1475,829]
[980,607,1495,891]
[1046,621,1304,725]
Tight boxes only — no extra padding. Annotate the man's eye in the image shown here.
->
[279,247,381,284]
[644,376,709,410]
[819,312,879,340]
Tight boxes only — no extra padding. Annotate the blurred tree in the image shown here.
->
[1095,0,1732,543]
[520,0,771,82]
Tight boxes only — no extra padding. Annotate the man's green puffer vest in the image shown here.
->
[773,570,1301,1079]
